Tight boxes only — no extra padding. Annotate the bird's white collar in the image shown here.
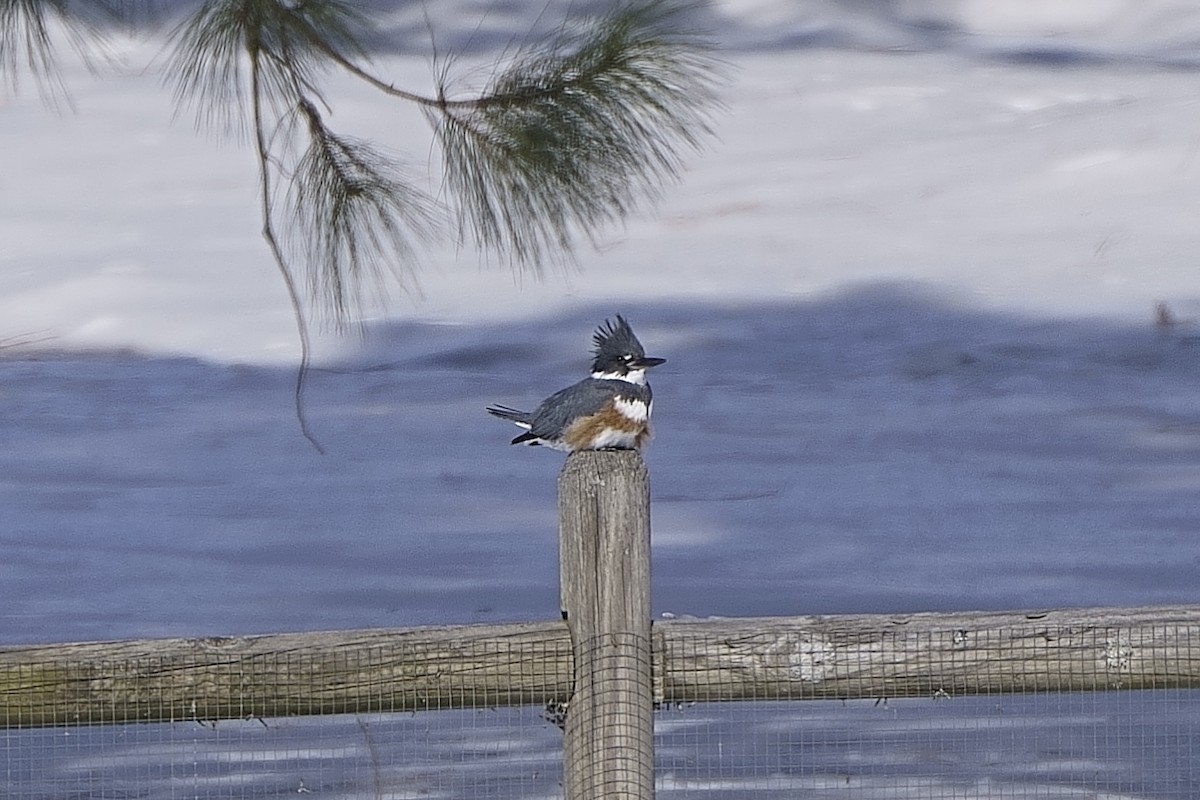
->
[592,368,647,385]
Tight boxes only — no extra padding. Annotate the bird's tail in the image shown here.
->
[486,404,532,428]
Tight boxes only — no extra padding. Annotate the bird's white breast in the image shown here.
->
[613,396,650,423]
[586,427,641,450]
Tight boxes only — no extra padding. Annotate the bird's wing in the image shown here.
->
[527,379,620,440]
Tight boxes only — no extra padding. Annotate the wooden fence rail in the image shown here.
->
[2,604,1198,729]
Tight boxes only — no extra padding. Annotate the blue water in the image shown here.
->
[3,291,1199,646]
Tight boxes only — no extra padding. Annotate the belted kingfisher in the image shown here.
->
[487,316,665,452]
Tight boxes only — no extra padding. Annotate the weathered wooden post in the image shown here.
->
[558,450,654,800]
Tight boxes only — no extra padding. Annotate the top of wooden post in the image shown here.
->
[558,449,647,481]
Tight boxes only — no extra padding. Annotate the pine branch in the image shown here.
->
[167,0,439,330]
[289,98,440,327]
[430,0,722,269]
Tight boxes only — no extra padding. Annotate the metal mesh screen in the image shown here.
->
[655,691,1200,798]
[2,612,1197,799]
[3,708,564,798]
[5,691,1196,798]
[563,632,656,799]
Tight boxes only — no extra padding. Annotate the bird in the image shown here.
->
[486,316,665,452]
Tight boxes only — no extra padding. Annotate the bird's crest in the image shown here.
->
[593,315,645,361]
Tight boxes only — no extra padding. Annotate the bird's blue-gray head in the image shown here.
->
[590,316,665,384]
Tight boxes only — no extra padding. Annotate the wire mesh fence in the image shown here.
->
[3,708,565,799]
[4,691,1197,798]
[655,690,1200,799]
[2,608,1198,799]
[562,631,656,799]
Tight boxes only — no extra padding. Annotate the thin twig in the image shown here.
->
[250,48,326,455]
[314,38,519,111]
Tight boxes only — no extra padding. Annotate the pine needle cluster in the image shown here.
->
[1,0,103,105]
[433,1,720,269]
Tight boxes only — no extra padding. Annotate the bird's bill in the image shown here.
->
[634,356,666,368]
